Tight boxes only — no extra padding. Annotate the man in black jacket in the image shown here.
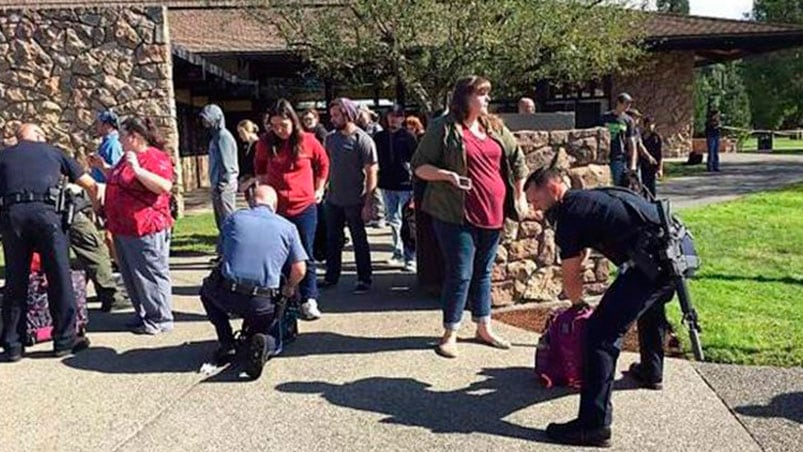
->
[375,105,418,272]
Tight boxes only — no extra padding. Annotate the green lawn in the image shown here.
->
[171,212,218,255]
[740,136,803,154]
[664,161,707,179]
[669,183,803,366]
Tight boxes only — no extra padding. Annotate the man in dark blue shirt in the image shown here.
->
[525,166,679,448]
[0,124,101,362]
[200,184,307,379]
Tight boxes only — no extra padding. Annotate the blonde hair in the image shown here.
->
[237,119,259,135]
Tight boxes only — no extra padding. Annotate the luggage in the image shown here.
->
[26,269,88,346]
[534,303,594,389]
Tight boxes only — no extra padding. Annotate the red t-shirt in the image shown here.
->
[253,132,330,217]
[105,147,174,237]
[462,128,506,229]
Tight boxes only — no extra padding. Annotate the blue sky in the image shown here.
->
[689,0,753,19]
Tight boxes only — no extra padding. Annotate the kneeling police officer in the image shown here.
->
[525,166,695,448]
[200,184,307,379]
[0,124,101,362]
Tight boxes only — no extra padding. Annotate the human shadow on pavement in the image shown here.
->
[735,392,803,424]
[61,340,217,374]
[276,366,641,444]
[172,285,203,297]
[86,310,208,333]
[281,332,434,358]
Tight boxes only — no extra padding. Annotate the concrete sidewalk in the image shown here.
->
[659,152,803,209]
[0,231,761,452]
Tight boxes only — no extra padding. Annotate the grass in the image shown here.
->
[664,161,707,179]
[171,212,217,255]
[668,183,803,366]
[740,136,803,155]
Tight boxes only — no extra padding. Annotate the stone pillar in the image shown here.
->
[0,6,181,211]
[612,51,695,157]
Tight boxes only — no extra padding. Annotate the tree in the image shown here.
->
[254,0,645,114]
[693,63,752,136]
[656,0,690,14]
[742,0,803,128]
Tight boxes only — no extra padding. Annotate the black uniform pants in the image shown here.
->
[578,266,676,428]
[1,204,77,353]
[199,273,276,349]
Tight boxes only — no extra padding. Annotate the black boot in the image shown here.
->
[546,419,612,448]
[626,362,663,390]
[99,289,130,313]
[53,336,91,358]
[1,347,23,363]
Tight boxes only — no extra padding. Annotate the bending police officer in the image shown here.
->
[200,184,307,379]
[525,167,685,448]
[0,124,101,362]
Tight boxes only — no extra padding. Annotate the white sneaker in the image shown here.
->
[386,256,404,267]
[403,261,417,273]
[300,299,322,321]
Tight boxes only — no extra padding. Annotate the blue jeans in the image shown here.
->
[706,134,720,171]
[285,204,318,301]
[432,219,500,330]
[383,189,415,263]
[609,159,627,187]
[325,202,372,284]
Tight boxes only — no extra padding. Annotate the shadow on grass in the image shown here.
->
[171,233,217,255]
[697,273,803,286]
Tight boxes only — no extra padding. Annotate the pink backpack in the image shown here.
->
[534,304,595,389]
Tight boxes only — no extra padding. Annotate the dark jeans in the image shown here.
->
[706,134,720,171]
[431,219,500,330]
[285,204,318,301]
[640,167,657,197]
[199,273,275,349]
[578,267,676,428]
[324,202,372,284]
[1,204,77,353]
[609,158,627,187]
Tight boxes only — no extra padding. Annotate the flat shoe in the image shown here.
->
[435,341,458,359]
[475,334,511,350]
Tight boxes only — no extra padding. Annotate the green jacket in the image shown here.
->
[411,114,529,225]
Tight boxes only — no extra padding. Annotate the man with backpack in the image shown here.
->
[524,166,692,448]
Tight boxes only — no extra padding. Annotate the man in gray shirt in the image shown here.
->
[200,103,239,257]
[322,97,378,294]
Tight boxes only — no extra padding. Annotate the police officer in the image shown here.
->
[199,184,307,379]
[525,166,681,448]
[0,124,101,362]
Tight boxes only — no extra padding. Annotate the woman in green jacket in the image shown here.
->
[411,76,529,358]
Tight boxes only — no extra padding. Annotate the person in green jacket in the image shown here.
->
[411,75,529,359]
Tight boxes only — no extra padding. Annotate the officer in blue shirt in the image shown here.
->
[525,166,681,448]
[87,109,124,183]
[0,124,101,362]
[200,184,307,379]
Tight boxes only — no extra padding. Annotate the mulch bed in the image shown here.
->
[495,305,684,357]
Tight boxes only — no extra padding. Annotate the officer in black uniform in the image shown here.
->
[0,124,101,362]
[525,166,680,448]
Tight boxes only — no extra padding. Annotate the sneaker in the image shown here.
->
[546,419,612,448]
[625,362,663,390]
[53,336,91,358]
[403,261,417,273]
[300,299,322,321]
[213,346,237,366]
[129,324,160,335]
[353,281,371,294]
[244,333,269,380]
[318,279,337,289]
[386,256,404,267]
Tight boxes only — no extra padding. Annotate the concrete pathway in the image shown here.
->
[659,152,803,209]
[0,230,761,452]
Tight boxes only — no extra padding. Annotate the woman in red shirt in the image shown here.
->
[254,99,330,320]
[103,116,175,335]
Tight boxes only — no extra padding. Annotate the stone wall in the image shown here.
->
[0,6,181,207]
[613,51,695,158]
[491,128,612,307]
